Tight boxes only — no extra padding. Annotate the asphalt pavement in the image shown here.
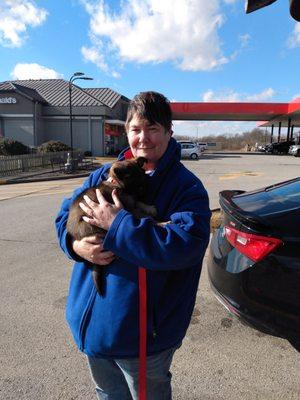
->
[0,152,299,400]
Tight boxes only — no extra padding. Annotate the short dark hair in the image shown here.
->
[125,91,172,132]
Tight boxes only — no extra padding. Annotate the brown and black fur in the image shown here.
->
[67,157,157,295]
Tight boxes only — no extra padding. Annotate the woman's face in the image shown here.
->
[127,115,171,170]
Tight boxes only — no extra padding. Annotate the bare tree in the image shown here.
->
[175,128,270,150]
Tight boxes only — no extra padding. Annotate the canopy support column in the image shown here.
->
[278,122,281,142]
[271,124,274,143]
[287,118,291,141]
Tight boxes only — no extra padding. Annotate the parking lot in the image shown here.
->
[0,152,299,400]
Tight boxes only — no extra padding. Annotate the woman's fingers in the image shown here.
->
[111,189,123,208]
[95,189,107,205]
[83,234,105,244]
[82,216,98,225]
[92,250,115,265]
[72,236,115,266]
[94,255,115,266]
[79,201,94,217]
[83,194,98,208]
[79,189,122,230]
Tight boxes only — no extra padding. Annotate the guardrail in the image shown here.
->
[0,150,83,177]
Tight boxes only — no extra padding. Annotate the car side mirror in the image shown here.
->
[245,0,300,21]
[245,0,277,14]
[290,0,300,21]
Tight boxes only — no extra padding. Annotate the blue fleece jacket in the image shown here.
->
[55,138,211,358]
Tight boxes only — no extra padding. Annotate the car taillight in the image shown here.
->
[224,225,283,262]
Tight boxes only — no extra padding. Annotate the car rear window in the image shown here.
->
[231,179,300,216]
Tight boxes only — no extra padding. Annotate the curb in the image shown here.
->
[0,172,91,185]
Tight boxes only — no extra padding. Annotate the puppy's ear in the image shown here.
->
[136,157,148,168]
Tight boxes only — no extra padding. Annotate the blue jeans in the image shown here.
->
[87,346,178,400]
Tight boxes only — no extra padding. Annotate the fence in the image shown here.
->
[0,150,83,177]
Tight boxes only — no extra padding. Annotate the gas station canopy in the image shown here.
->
[259,100,300,127]
[170,99,300,128]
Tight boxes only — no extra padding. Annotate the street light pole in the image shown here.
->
[69,81,74,154]
[67,72,93,172]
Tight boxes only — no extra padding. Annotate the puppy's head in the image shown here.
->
[109,157,148,197]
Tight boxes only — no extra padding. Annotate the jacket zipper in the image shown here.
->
[152,307,158,339]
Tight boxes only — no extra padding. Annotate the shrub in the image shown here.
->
[38,140,71,153]
[0,138,29,155]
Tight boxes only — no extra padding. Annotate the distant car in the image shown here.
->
[264,143,273,153]
[289,144,300,157]
[178,141,202,160]
[208,177,300,351]
[196,142,207,151]
[266,140,295,154]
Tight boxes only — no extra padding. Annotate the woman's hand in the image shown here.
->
[79,189,123,231]
[72,234,115,265]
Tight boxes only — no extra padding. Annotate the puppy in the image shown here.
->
[67,157,157,295]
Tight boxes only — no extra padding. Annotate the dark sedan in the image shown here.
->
[208,177,300,351]
[266,140,295,154]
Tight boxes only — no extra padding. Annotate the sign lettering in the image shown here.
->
[0,97,17,104]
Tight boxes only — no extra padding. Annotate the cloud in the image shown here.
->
[81,0,231,74]
[202,88,276,102]
[245,88,275,101]
[203,89,239,102]
[287,23,300,48]
[239,33,251,48]
[81,46,109,72]
[10,63,62,79]
[81,45,121,78]
[0,0,48,47]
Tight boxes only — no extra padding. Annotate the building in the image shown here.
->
[0,79,130,156]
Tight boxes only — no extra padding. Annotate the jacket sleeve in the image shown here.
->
[54,166,108,261]
[103,183,211,270]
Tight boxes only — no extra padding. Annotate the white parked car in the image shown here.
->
[289,144,300,157]
[196,142,207,151]
[178,141,203,160]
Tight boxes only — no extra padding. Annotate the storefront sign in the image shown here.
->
[105,123,122,137]
[0,97,17,104]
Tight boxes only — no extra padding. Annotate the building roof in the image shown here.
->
[0,81,46,103]
[0,79,126,108]
[0,82,15,91]
[85,88,127,108]
[13,83,47,103]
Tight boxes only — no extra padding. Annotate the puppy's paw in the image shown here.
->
[147,205,158,217]
[156,221,171,227]
[135,202,158,218]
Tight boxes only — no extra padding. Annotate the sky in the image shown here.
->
[0,0,300,137]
